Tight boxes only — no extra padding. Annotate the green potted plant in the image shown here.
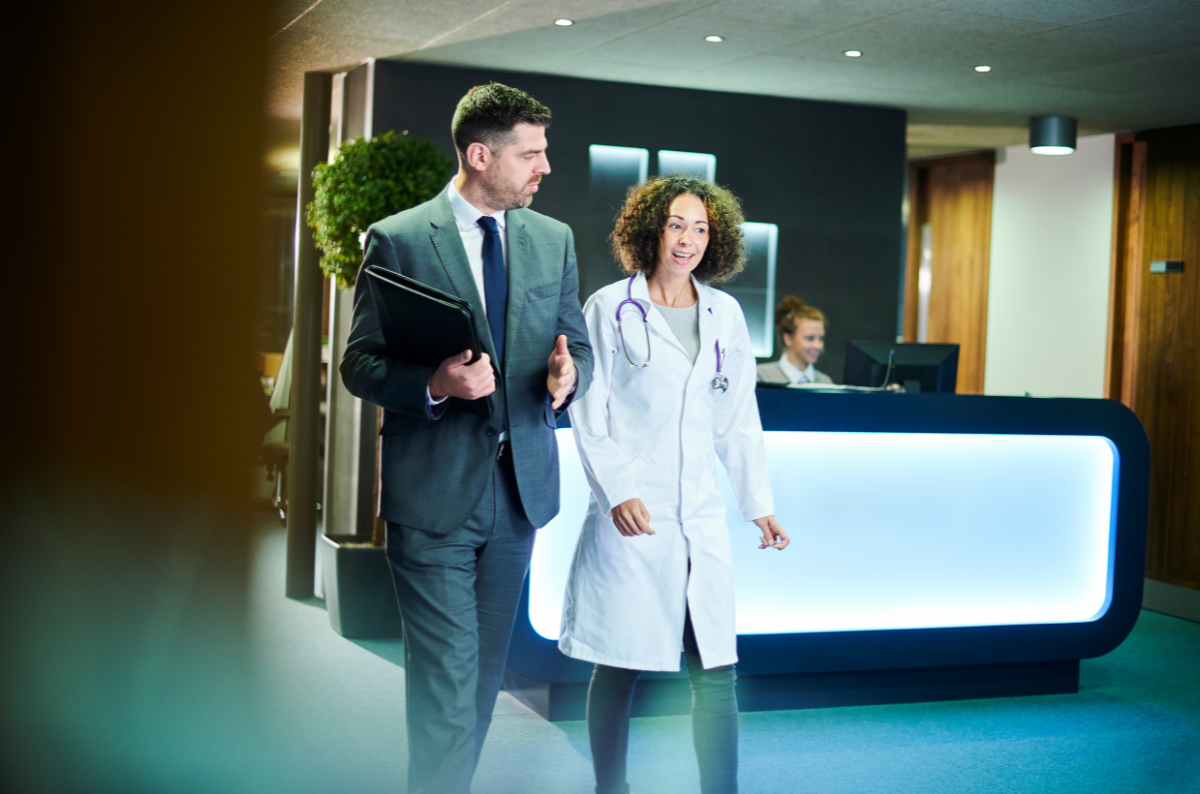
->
[307,130,452,289]
[307,131,452,638]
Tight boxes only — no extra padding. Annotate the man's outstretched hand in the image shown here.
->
[547,334,576,409]
[429,350,496,401]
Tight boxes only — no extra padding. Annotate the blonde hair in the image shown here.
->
[775,295,825,336]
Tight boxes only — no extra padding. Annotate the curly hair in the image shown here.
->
[611,175,746,284]
[451,83,552,165]
[775,295,826,335]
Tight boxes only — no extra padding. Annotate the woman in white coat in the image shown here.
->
[560,175,789,794]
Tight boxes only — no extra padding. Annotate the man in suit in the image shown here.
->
[340,83,593,794]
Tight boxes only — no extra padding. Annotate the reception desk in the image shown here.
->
[502,389,1150,720]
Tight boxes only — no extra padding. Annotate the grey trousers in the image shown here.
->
[386,454,535,794]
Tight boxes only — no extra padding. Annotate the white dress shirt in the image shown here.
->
[427,182,508,431]
[447,179,507,316]
[777,354,816,384]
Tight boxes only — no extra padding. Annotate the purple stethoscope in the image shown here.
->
[616,275,728,393]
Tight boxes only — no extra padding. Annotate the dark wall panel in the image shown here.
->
[371,61,905,375]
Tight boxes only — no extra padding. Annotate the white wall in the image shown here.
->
[984,133,1115,397]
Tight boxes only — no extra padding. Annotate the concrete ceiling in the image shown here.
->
[265,0,1200,166]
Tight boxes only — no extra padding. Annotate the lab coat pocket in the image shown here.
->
[715,347,745,395]
[721,346,744,371]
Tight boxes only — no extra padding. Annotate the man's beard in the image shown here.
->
[481,169,538,211]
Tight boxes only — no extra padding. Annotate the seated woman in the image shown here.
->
[757,295,832,385]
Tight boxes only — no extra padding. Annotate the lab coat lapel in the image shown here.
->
[689,277,718,391]
[428,196,495,360]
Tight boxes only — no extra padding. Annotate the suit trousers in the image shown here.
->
[386,451,535,794]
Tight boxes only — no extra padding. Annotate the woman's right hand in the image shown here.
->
[611,498,655,537]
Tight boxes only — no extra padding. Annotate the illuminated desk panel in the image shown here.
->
[506,391,1149,697]
[531,431,1115,639]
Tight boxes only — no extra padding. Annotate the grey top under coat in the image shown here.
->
[654,302,701,364]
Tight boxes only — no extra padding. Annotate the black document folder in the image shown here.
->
[363,265,492,418]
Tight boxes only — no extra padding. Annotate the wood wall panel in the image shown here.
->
[903,154,994,394]
[902,168,924,343]
[1110,124,1200,591]
[1105,136,1147,406]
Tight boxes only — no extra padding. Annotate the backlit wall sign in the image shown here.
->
[726,222,778,357]
[530,430,1116,639]
[657,149,717,181]
[588,144,648,191]
[586,145,778,354]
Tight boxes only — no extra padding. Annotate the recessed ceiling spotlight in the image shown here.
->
[554,18,573,26]
[974,65,992,72]
[705,35,724,42]
[844,50,862,57]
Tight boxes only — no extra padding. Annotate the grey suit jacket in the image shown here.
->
[756,360,833,385]
[340,190,594,533]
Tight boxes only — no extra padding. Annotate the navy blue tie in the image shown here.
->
[477,216,507,369]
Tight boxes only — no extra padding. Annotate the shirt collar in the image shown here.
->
[447,179,507,234]
[777,354,811,384]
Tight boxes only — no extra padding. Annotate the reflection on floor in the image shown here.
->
[250,518,1200,794]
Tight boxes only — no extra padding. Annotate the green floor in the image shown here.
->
[250,522,1200,794]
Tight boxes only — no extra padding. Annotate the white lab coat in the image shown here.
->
[559,274,774,671]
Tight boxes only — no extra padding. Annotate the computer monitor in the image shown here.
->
[843,341,960,393]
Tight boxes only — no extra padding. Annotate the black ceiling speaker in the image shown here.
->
[1029,115,1077,155]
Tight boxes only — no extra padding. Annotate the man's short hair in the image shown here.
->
[451,83,552,163]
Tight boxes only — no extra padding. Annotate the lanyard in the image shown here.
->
[711,341,728,393]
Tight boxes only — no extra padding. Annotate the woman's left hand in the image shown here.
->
[753,515,789,550]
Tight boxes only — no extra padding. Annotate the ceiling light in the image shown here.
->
[1029,115,1077,155]
[844,50,862,57]
[554,18,573,26]
[705,35,724,42]
[974,65,991,72]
